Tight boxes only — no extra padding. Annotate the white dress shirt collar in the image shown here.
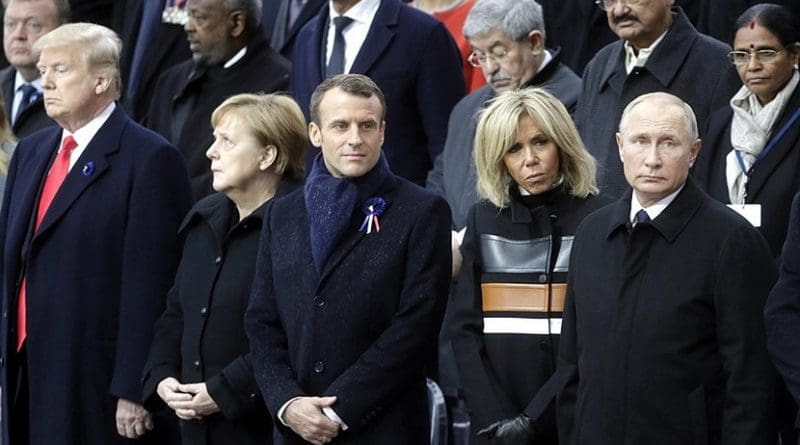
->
[325,0,381,73]
[61,101,116,170]
[623,29,668,74]
[223,46,247,69]
[629,184,684,224]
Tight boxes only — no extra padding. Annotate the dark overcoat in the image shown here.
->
[694,85,800,258]
[450,187,610,444]
[245,175,452,444]
[0,106,193,445]
[557,179,778,445]
[0,66,55,138]
[143,182,298,445]
[290,0,466,186]
[146,31,290,201]
[575,7,739,198]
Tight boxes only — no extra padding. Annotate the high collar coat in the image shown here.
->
[246,174,452,444]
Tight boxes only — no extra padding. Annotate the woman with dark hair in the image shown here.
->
[449,88,610,445]
[695,3,800,258]
[142,93,307,445]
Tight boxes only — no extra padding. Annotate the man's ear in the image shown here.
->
[527,30,544,55]
[230,10,246,38]
[616,132,625,164]
[309,122,323,148]
[94,72,111,95]
[689,138,701,167]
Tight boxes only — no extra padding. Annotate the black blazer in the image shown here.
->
[695,85,800,258]
[0,67,55,138]
[262,0,325,58]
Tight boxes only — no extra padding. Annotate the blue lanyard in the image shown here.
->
[736,106,800,175]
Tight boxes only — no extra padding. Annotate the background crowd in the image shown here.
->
[0,0,799,444]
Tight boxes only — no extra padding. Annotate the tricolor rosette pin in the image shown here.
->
[359,197,387,234]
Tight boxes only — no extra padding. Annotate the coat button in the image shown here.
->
[313,296,325,307]
[314,361,324,373]
[538,274,547,283]
[0,357,5,367]
[200,307,207,315]
[193,360,200,369]
[250,393,257,399]
[215,256,222,264]
[2,310,6,319]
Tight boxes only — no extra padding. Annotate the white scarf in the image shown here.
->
[727,70,799,204]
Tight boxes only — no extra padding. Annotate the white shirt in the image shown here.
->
[629,184,684,225]
[325,0,381,74]
[623,29,668,74]
[223,46,247,69]
[12,71,42,123]
[60,102,116,171]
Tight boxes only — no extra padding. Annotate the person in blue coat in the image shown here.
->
[0,23,192,445]
[246,74,452,444]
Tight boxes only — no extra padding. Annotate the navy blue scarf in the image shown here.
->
[304,152,392,272]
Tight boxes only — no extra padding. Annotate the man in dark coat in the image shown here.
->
[114,0,191,123]
[557,92,778,444]
[146,0,290,201]
[0,23,192,445]
[0,0,69,138]
[576,1,739,197]
[290,0,465,186]
[246,74,451,444]
[262,0,325,58]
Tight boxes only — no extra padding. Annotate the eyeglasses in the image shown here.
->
[468,47,509,68]
[727,49,782,66]
[595,0,643,11]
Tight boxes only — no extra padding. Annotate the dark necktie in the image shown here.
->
[326,16,354,78]
[17,136,78,351]
[635,209,651,225]
[15,84,39,124]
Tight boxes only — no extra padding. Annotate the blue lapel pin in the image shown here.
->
[82,161,94,176]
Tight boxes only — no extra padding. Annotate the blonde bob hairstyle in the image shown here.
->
[474,88,598,208]
[210,93,308,180]
[33,23,123,100]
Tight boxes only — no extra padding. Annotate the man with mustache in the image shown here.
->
[575,0,739,198]
[145,0,290,201]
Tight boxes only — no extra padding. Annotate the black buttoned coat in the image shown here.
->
[142,184,297,445]
[557,179,779,445]
[245,175,452,444]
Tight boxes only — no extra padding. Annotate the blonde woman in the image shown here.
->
[450,88,610,444]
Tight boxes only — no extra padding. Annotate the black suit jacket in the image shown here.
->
[0,67,54,138]
[262,0,325,58]
[116,0,191,122]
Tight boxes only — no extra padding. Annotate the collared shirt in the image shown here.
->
[223,46,247,69]
[629,184,684,224]
[12,71,42,122]
[325,0,381,74]
[537,49,553,75]
[623,29,668,74]
[60,102,115,170]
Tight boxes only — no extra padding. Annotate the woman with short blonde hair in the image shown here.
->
[450,87,608,444]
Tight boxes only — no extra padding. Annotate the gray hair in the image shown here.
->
[33,22,122,100]
[463,0,545,41]
[619,92,699,140]
[224,0,262,32]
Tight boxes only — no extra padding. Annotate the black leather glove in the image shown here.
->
[477,414,538,445]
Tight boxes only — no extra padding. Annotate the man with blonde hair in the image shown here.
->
[0,22,192,445]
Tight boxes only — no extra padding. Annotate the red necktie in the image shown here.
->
[17,136,77,351]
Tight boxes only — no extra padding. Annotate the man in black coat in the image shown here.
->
[246,74,451,444]
[575,1,740,197]
[262,0,325,58]
[0,0,68,138]
[557,92,778,444]
[146,0,290,201]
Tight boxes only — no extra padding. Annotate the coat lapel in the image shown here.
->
[349,0,398,74]
[34,108,124,238]
[746,88,800,200]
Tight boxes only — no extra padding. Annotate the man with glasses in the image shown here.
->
[0,0,68,138]
[575,0,739,198]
